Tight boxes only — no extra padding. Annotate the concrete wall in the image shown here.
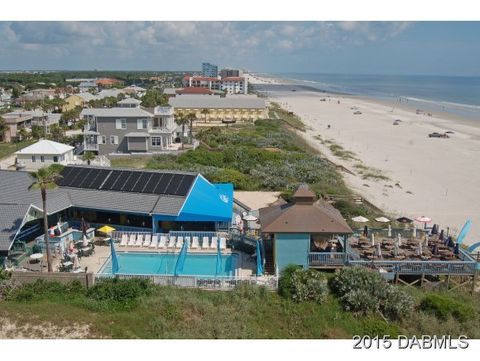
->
[275,233,310,272]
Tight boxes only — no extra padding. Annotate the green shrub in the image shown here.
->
[330,267,414,319]
[359,317,401,337]
[420,294,475,322]
[6,280,84,302]
[86,278,153,306]
[278,265,328,304]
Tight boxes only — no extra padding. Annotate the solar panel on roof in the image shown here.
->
[143,173,163,193]
[77,168,96,188]
[85,169,111,189]
[153,173,172,194]
[175,175,195,196]
[69,167,91,188]
[131,172,152,193]
[100,170,122,190]
[165,174,184,195]
[109,171,128,191]
[58,167,76,186]
[121,171,139,192]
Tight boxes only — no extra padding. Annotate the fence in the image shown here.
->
[309,252,345,267]
[94,273,278,290]
[11,271,95,288]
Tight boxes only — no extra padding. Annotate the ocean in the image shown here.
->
[263,73,480,120]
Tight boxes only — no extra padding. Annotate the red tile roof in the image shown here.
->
[176,87,213,95]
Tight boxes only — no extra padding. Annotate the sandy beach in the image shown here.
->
[247,74,480,246]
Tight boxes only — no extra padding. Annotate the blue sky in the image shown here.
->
[0,22,479,76]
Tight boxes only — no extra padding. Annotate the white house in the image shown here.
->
[15,140,75,171]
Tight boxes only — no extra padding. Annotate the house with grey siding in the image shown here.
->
[80,103,180,155]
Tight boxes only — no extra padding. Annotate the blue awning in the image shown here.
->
[155,175,233,222]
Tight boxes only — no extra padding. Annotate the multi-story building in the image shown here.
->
[219,68,242,78]
[201,62,218,77]
[220,77,248,95]
[80,103,180,155]
[182,75,248,95]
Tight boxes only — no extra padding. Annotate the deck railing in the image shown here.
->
[348,259,477,275]
[309,252,345,267]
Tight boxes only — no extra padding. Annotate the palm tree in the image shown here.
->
[201,108,210,123]
[82,151,96,165]
[28,165,63,272]
[185,112,197,144]
[175,113,189,149]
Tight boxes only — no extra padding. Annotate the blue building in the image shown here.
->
[259,185,352,273]
[201,62,218,77]
[0,166,233,256]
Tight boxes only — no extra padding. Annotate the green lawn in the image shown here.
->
[109,155,153,169]
[1,281,478,339]
[0,140,36,160]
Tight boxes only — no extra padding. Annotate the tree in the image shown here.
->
[185,112,197,144]
[82,151,96,165]
[201,108,210,123]
[31,125,46,140]
[175,113,189,150]
[48,124,66,143]
[0,116,6,141]
[18,127,30,141]
[28,165,63,272]
[141,89,169,107]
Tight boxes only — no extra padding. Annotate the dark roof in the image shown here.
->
[0,204,31,252]
[259,187,352,234]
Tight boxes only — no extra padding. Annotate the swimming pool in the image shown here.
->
[99,252,238,277]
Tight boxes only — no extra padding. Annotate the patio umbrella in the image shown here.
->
[456,219,472,245]
[393,243,400,257]
[412,224,417,238]
[397,233,402,246]
[371,233,375,246]
[417,242,423,256]
[396,216,413,224]
[387,224,392,238]
[243,214,258,221]
[376,242,382,258]
[110,239,119,274]
[415,216,432,229]
[424,233,429,247]
[80,217,89,237]
[375,216,390,223]
[352,216,369,223]
[98,225,116,234]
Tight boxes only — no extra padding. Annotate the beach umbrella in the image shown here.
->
[98,225,116,234]
[432,244,439,256]
[352,216,369,223]
[424,233,429,247]
[371,233,375,246]
[417,242,423,256]
[397,233,402,246]
[456,219,472,245]
[80,217,89,236]
[415,216,432,229]
[256,239,263,276]
[396,216,413,224]
[387,224,392,238]
[363,225,369,238]
[375,216,390,223]
[110,239,119,274]
[376,242,382,258]
[242,214,258,221]
[412,224,417,238]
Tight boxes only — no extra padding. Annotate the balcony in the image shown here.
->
[84,143,99,151]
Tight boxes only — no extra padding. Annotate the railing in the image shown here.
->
[94,273,278,290]
[169,231,219,239]
[348,259,477,275]
[309,252,345,267]
[84,143,99,151]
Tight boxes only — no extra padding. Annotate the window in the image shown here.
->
[40,156,45,163]
[110,135,119,145]
[32,155,36,163]
[151,137,162,147]
[115,118,127,129]
[137,118,148,130]
[101,135,107,144]
[53,156,58,163]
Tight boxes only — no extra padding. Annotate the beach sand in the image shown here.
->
[247,74,480,245]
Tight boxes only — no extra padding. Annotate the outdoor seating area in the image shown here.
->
[115,232,228,251]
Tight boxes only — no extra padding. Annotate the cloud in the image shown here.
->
[0,21,413,70]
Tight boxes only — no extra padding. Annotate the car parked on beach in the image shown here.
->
[353,111,362,115]
[428,132,450,138]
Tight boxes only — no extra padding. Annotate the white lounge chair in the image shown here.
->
[202,236,209,249]
[191,237,199,249]
[158,235,167,249]
[168,236,176,248]
[143,234,151,247]
[210,236,218,250]
[128,234,136,246]
[135,234,144,247]
[185,236,191,248]
[220,237,227,250]
[176,236,184,249]
[149,235,159,248]
[120,234,128,247]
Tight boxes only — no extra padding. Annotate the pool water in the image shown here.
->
[99,252,238,277]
